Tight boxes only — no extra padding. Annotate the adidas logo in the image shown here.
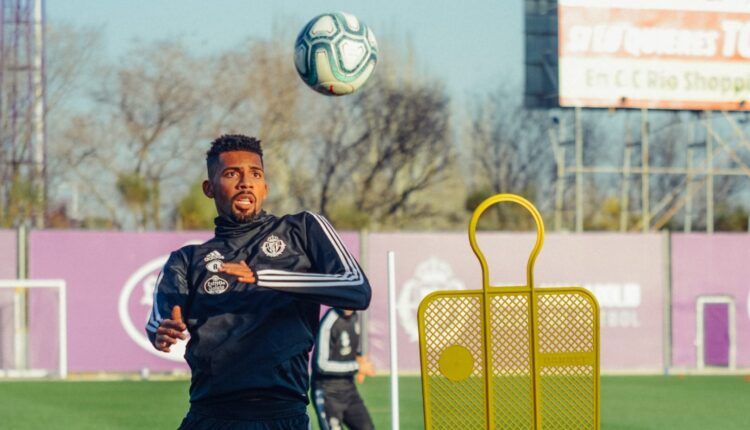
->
[203,250,225,262]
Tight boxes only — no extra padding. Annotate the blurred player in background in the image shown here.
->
[312,308,375,430]
[145,134,372,430]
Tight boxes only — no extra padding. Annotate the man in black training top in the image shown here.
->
[311,308,375,430]
[146,134,372,430]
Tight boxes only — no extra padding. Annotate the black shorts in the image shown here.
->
[177,410,309,430]
[311,378,374,430]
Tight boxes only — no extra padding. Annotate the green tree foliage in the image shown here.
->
[175,178,216,230]
[715,204,749,231]
[0,174,40,228]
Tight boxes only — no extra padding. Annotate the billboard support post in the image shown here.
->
[705,112,714,233]
[575,106,583,232]
[641,109,650,232]
[620,114,632,232]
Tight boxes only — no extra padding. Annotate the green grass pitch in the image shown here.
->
[0,375,748,429]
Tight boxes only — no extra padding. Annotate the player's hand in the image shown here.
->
[219,260,256,283]
[356,355,376,383]
[154,306,187,353]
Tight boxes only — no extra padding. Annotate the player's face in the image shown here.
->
[203,151,268,223]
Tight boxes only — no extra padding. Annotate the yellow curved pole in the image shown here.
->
[468,193,545,291]
[468,193,545,428]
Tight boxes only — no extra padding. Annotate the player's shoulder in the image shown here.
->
[278,210,329,227]
[170,238,216,263]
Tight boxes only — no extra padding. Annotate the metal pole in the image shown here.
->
[662,230,672,375]
[620,114,631,232]
[684,146,693,233]
[556,145,566,231]
[387,251,400,430]
[705,111,714,233]
[575,106,583,232]
[15,224,28,371]
[641,108,650,232]
[32,0,45,228]
[549,116,565,231]
[685,115,696,233]
[58,282,68,378]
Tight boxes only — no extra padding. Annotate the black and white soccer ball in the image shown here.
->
[294,12,378,96]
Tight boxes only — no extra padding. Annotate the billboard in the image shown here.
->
[366,232,666,373]
[559,0,750,110]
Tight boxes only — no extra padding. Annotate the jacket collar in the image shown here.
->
[214,211,271,238]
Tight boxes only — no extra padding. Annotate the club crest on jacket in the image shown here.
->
[204,275,229,294]
[261,235,286,257]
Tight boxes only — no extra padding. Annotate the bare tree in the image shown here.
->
[465,87,554,229]
[61,40,206,229]
[1,23,103,227]
[203,36,303,215]
[287,72,456,229]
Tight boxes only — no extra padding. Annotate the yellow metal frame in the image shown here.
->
[418,194,601,429]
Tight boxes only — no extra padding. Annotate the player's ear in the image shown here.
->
[202,180,214,198]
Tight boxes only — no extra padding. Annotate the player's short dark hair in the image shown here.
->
[206,134,264,177]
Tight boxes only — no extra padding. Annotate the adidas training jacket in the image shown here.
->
[145,211,371,416]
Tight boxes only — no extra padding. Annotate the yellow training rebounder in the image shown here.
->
[417,194,600,429]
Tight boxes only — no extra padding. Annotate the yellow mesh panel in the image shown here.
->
[540,365,596,429]
[417,194,600,429]
[537,292,595,353]
[490,294,534,430]
[421,293,486,429]
[536,291,598,429]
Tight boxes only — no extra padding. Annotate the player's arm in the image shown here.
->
[145,251,189,352]
[253,212,372,309]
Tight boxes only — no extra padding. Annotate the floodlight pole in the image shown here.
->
[32,0,46,229]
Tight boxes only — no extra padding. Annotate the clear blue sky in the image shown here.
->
[46,0,525,104]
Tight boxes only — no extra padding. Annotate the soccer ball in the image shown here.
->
[294,12,378,96]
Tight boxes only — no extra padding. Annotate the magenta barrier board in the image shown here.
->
[671,234,750,368]
[0,230,17,368]
[365,233,666,373]
[29,230,210,372]
[29,229,360,373]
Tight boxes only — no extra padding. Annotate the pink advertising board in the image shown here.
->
[29,229,360,373]
[28,229,361,373]
[365,232,666,373]
[671,234,750,368]
[29,230,210,372]
[0,230,17,368]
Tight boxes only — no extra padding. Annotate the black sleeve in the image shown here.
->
[255,212,371,309]
[145,250,190,346]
